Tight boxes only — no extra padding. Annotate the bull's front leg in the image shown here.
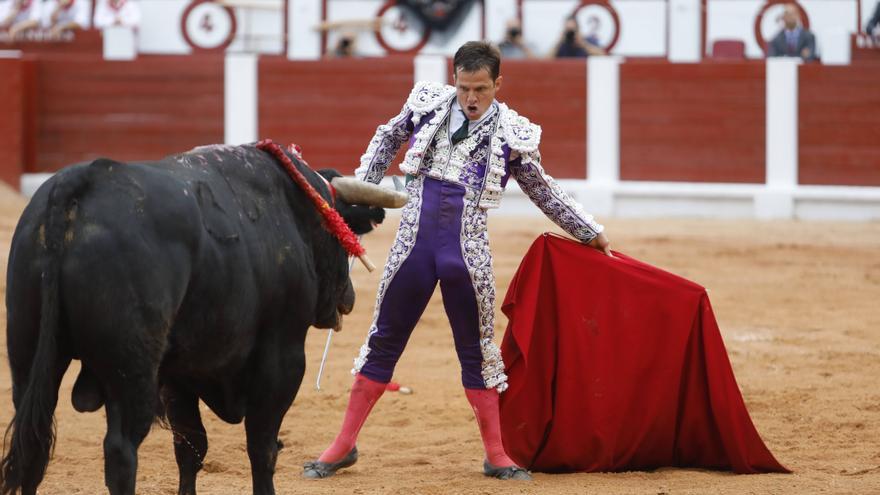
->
[244,329,307,495]
[244,414,284,495]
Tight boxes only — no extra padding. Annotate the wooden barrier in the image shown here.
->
[620,60,766,183]
[851,34,880,64]
[799,63,880,186]
[25,54,224,173]
[2,55,878,193]
[258,56,415,175]
[496,59,587,179]
[0,57,26,189]
[259,57,588,179]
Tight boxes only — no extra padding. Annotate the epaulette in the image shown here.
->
[406,81,456,116]
[499,104,541,153]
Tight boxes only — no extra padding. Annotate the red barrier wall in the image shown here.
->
[799,63,880,186]
[28,54,224,173]
[620,61,766,183]
[258,56,415,175]
[259,57,588,179]
[2,55,877,191]
[0,58,26,189]
[498,59,587,179]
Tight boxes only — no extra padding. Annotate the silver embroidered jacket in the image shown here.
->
[354,81,604,242]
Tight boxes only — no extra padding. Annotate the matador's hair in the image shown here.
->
[453,41,502,80]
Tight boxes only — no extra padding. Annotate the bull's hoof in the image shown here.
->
[483,460,532,480]
[302,447,358,479]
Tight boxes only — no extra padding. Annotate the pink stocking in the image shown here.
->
[317,373,386,463]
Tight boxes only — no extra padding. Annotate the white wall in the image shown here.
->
[325,0,384,57]
[130,0,863,60]
[707,0,859,58]
[288,0,321,59]
[612,0,667,57]
[227,5,284,54]
[522,0,579,56]
[484,0,518,42]
[138,0,191,54]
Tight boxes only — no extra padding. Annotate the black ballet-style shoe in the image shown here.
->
[483,459,533,480]
[302,447,359,479]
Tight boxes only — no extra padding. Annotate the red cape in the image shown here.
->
[499,234,789,474]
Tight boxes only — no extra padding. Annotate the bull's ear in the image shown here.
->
[337,204,384,235]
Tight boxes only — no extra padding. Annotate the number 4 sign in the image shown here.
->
[182,0,237,51]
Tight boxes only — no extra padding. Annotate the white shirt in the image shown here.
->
[93,0,141,29]
[0,1,9,22]
[3,0,41,26]
[450,99,498,137]
[42,0,90,29]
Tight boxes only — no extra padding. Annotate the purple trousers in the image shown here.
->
[355,177,489,389]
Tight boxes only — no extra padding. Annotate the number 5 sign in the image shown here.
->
[182,0,237,51]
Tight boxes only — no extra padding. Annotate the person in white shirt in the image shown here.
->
[1,0,42,38]
[93,0,141,30]
[44,0,91,37]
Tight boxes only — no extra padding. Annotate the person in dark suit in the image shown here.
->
[767,3,817,61]
[866,1,880,39]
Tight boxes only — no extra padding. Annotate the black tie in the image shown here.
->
[451,111,469,145]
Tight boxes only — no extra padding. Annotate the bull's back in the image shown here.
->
[11,150,320,374]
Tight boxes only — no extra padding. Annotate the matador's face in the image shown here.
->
[453,68,503,121]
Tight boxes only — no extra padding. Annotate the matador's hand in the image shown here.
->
[588,232,612,257]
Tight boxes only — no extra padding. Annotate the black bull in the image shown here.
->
[1,144,391,495]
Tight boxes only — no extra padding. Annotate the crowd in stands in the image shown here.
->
[328,1,868,62]
[867,1,880,40]
[498,16,607,59]
[0,0,139,41]
[328,14,609,60]
[3,0,877,59]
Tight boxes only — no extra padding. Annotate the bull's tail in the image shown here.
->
[1,166,93,495]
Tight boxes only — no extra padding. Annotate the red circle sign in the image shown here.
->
[754,0,810,54]
[572,0,621,52]
[181,0,237,52]
[374,1,431,55]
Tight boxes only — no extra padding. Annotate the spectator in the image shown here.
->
[767,3,817,61]
[497,18,535,59]
[583,15,602,47]
[553,16,605,58]
[331,32,357,58]
[315,18,381,58]
[867,1,880,40]
[44,0,91,37]
[1,0,42,38]
[93,0,141,30]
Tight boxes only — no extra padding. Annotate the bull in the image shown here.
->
[0,143,404,495]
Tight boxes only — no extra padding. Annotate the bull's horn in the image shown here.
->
[331,177,409,208]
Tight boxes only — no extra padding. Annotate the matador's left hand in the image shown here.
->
[588,232,612,257]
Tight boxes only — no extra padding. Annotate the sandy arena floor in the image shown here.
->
[0,184,878,494]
